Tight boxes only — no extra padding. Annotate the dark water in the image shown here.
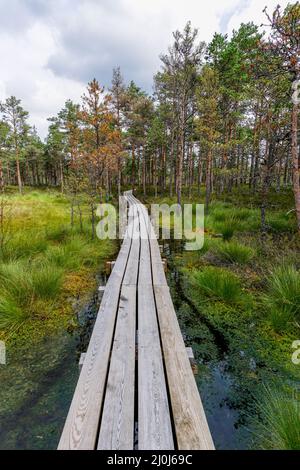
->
[160,238,252,450]
[0,241,254,450]
[0,274,107,450]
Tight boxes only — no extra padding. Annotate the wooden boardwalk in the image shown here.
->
[58,192,214,450]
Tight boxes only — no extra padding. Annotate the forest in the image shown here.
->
[0,2,299,451]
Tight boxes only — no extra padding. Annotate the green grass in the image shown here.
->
[215,219,237,240]
[255,386,300,450]
[191,266,245,304]
[215,240,255,264]
[0,189,117,335]
[0,293,27,330]
[31,263,63,299]
[2,231,48,260]
[267,212,297,233]
[0,259,63,329]
[264,265,300,330]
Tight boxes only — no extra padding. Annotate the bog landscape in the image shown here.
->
[0,0,299,451]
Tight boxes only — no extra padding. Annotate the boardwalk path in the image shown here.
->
[58,192,214,450]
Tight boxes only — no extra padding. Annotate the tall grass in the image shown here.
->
[264,265,300,330]
[0,260,63,329]
[215,241,255,264]
[207,203,260,236]
[267,212,297,233]
[255,386,300,450]
[192,266,245,304]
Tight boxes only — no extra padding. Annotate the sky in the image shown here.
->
[0,0,292,139]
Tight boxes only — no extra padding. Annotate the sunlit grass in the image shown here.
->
[264,265,300,331]
[255,386,300,450]
[0,189,117,334]
[191,266,246,305]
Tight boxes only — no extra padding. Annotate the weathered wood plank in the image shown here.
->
[97,285,136,450]
[138,286,174,450]
[154,285,215,450]
[58,202,133,450]
[132,196,168,287]
[123,203,140,285]
[137,199,174,450]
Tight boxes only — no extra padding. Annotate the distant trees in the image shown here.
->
[0,2,299,233]
[263,2,300,230]
[0,96,30,193]
[0,121,10,192]
[157,21,205,204]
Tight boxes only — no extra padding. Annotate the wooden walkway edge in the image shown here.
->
[58,192,214,450]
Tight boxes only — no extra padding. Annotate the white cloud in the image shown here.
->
[0,0,292,139]
[226,0,291,34]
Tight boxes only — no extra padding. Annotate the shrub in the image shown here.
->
[255,386,300,450]
[192,266,244,304]
[216,241,255,264]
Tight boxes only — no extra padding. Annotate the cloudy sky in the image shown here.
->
[0,0,291,139]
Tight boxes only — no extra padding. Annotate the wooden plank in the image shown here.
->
[137,199,174,450]
[154,285,215,450]
[133,195,214,449]
[58,202,133,450]
[97,285,136,450]
[123,203,140,285]
[97,198,139,449]
[138,286,174,450]
[133,197,168,287]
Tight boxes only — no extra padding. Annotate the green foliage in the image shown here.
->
[264,265,300,329]
[215,241,255,264]
[30,263,63,299]
[45,235,101,271]
[3,231,48,259]
[207,203,260,238]
[0,260,63,329]
[267,212,297,233]
[191,266,244,304]
[0,190,117,333]
[255,386,300,450]
[215,218,237,240]
[45,225,72,243]
[0,293,27,330]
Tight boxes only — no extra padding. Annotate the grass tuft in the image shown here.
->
[215,241,255,264]
[264,265,300,330]
[192,266,245,304]
[255,386,300,450]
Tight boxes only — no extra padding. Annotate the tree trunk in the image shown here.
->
[291,102,300,232]
[0,160,4,192]
[205,149,212,212]
[131,144,135,188]
[16,156,22,194]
